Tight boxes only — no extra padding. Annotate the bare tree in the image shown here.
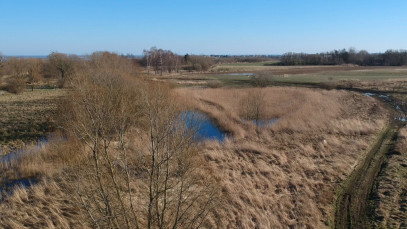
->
[239,89,266,126]
[185,55,215,72]
[90,51,137,76]
[48,52,77,87]
[3,57,28,94]
[140,82,219,229]
[26,58,45,89]
[143,47,182,75]
[5,57,27,78]
[143,48,153,73]
[60,67,142,228]
[59,52,219,228]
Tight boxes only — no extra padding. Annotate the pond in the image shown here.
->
[180,111,226,142]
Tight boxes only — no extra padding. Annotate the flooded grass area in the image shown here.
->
[363,92,407,122]
[0,136,52,195]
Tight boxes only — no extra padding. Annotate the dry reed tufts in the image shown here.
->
[0,178,89,229]
[176,86,389,228]
[372,127,407,228]
[0,85,390,228]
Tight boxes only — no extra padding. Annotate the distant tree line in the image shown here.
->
[142,47,182,74]
[141,47,216,74]
[279,48,407,66]
[211,55,279,64]
[0,51,140,93]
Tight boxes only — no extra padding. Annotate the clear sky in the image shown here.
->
[1,0,406,56]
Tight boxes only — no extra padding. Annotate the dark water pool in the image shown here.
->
[0,178,37,195]
[180,111,226,141]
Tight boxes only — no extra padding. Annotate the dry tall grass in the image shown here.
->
[0,137,90,228]
[0,85,389,228]
[0,178,89,229]
[372,127,407,228]
[176,87,388,228]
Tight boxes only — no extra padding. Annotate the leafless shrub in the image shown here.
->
[3,76,25,94]
[57,60,219,228]
[47,52,78,88]
[239,89,266,126]
[251,75,272,87]
[207,80,222,88]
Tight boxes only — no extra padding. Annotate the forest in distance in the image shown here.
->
[2,47,407,81]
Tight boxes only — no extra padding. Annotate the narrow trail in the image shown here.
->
[268,81,406,228]
[332,89,406,229]
[182,77,407,228]
[334,123,399,228]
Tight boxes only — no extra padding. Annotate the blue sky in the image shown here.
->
[1,0,406,55]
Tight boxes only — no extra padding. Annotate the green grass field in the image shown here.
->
[194,66,407,86]
[271,69,407,83]
[171,65,407,90]
[217,61,278,67]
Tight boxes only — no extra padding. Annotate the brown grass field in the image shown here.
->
[1,64,406,228]
[176,87,389,228]
[372,127,407,228]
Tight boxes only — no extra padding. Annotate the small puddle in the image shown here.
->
[245,118,279,127]
[364,93,392,102]
[0,136,50,165]
[1,152,19,165]
[0,136,52,195]
[0,178,37,195]
[395,117,407,122]
[225,73,254,76]
[364,92,376,97]
[363,92,406,122]
[180,111,226,141]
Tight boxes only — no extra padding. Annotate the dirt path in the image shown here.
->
[334,122,399,228]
